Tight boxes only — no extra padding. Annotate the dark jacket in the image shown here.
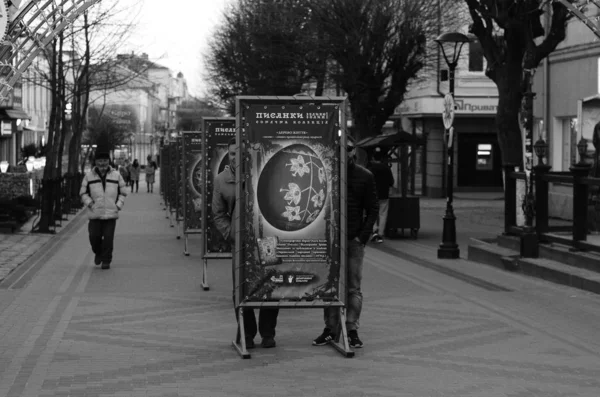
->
[347,163,379,244]
[212,166,236,243]
[367,161,394,200]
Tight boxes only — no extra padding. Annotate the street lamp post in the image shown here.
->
[435,32,470,259]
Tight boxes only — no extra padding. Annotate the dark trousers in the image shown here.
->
[240,308,279,339]
[88,219,117,264]
[131,180,139,192]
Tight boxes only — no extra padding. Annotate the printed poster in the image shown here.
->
[203,118,235,256]
[238,100,343,301]
[182,132,203,232]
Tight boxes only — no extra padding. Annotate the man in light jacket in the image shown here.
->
[80,143,127,269]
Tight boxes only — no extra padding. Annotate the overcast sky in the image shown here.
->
[121,0,233,97]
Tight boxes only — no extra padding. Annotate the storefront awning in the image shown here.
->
[23,124,46,132]
[0,108,31,120]
[358,130,416,149]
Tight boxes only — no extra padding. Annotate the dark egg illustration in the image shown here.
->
[217,152,228,174]
[257,144,328,231]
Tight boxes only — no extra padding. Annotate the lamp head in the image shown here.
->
[533,138,548,165]
[435,32,470,67]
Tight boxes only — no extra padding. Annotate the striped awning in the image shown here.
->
[0,108,31,120]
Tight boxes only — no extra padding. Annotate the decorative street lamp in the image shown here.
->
[533,137,548,166]
[435,31,470,259]
[577,137,588,165]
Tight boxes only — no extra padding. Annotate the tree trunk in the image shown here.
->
[495,66,524,168]
[36,39,60,233]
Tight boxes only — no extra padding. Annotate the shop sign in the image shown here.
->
[395,97,498,116]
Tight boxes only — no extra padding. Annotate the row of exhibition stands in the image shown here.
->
[157,96,360,360]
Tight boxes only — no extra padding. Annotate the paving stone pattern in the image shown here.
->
[0,185,598,396]
[0,234,52,281]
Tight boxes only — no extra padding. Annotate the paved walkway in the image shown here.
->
[0,180,599,396]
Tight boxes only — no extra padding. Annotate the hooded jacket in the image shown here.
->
[80,166,127,220]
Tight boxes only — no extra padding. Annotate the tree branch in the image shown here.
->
[532,1,570,66]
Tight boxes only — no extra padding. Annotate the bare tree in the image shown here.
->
[464,0,572,167]
[25,0,144,232]
[205,0,323,114]
[177,98,224,131]
[311,0,457,140]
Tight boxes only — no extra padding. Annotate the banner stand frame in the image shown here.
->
[231,302,354,359]
[200,118,236,291]
[201,258,209,290]
[231,95,351,360]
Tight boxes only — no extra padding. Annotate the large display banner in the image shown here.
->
[182,132,203,233]
[203,118,236,257]
[235,97,347,304]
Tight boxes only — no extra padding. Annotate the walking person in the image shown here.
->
[80,141,127,270]
[118,160,129,188]
[129,159,140,193]
[124,159,131,187]
[312,136,378,348]
[212,137,279,349]
[145,160,157,193]
[367,147,395,243]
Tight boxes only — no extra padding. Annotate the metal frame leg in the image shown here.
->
[201,258,209,290]
[232,307,251,359]
[329,307,355,358]
[183,234,190,256]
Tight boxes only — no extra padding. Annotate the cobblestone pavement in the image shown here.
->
[0,233,52,282]
[0,184,599,396]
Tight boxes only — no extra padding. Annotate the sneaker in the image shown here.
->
[245,338,255,349]
[312,328,335,346]
[370,233,379,242]
[348,331,363,348]
[261,336,276,348]
[101,262,111,270]
[374,235,383,244]
[94,256,102,266]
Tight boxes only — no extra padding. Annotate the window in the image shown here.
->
[476,143,493,170]
[468,39,484,72]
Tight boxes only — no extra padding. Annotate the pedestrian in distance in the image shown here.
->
[212,137,279,349]
[124,159,132,187]
[129,159,140,193]
[145,160,157,193]
[367,147,395,243]
[313,135,378,348]
[79,140,127,270]
[118,161,129,188]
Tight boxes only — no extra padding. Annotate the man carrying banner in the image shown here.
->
[313,136,378,348]
[212,137,279,349]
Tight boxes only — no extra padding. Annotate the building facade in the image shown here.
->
[397,33,500,197]
[532,7,600,219]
